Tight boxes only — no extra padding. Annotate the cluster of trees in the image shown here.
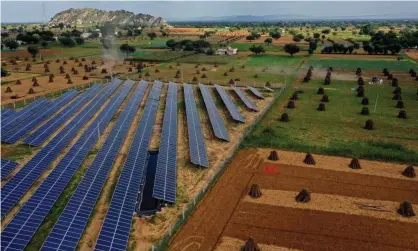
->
[15,30,55,44]
[362,31,402,55]
[119,43,136,57]
[246,32,261,41]
[292,33,304,42]
[166,39,211,53]
[322,43,358,54]
[249,45,266,55]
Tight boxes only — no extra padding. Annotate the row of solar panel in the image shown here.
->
[41,80,148,251]
[1,79,127,251]
[1,159,19,179]
[95,81,163,251]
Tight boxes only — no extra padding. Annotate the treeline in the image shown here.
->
[166,39,212,54]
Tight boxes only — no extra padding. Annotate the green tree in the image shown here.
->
[264,37,273,45]
[58,22,64,30]
[284,44,300,56]
[41,41,48,48]
[75,37,85,45]
[166,39,177,51]
[249,45,266,55]
[27,45,39,58]
[206,47,215,55]
[246,34,256,41]
[4,39,19,51]
[147,32,157,40]
[270,31,281,40]
[119,43,135,57]
[59,37,75,47]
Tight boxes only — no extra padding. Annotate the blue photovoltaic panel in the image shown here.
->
[0,79,122,219]
[24,84,102,147]
[214,85,244,123]
[199,83,229,141]
[152,82,178,203]
[95,81,162,251]
[1,159,19,179]
[41,80,148,251]
[1,98,50,134]
[247,86,265,99]
[1,108,16,120]
[2,90,79,144]
[0,80,132,251]
[183,83,209,168]
[232,86,258,112]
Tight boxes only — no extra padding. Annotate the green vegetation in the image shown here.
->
[231,42,283,52]
[246,54,304,67]
[244,80,418,163]
[308,57,417,71]
[1,144,37,162]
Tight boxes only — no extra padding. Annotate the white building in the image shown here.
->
[215,47,238,55]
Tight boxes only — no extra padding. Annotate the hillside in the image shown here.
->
[48,8,168,27]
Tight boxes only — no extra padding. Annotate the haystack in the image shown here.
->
[349,158,361,169]
[393,87,401,94]
[392,78,398,87]
[357,77,364,85]
[290,93,298,100]
[82,58,86,62]
[280,113,289,122]
[382,68,389,76]
[248,184,262,198]
[91,60,96,64]
[242,238,260,251]
[44,68,50,73]
[228,79,235,85]
[67,78,73,84]
[82,75,89,80]
[265,81,271,87]
[128,67,133,72]
[397,110,407,119]
[63,60,67,65]
[56,59,60,63]
[49,75,54,83]
[317,87,325,94]
[287,101,295,109]
[32,77,37,82]
[65,73,71,79]
[387,73,393,80]
[365,119,374,130]
[396,101,404,109]
[145,72,150,77]
[223,72,228,76]
[303,76,310,83]
[361,97,369,105]
[317,103,326,111]
[303,153,316,165]
[402,166,415,178]
[16,80,22,85]
[356,68,362,76]
[5,86,12,93]
[361,107,369,115]
[169,65,173,69]
[324,76,331,85]
[155,68,160,73]
[268,151,279,161]
[357,90,364,97]
[254,74,258,78]
[229,67,235,72]
[25,65,31,71]
[392,94,402,100]
[295,189,311,203]
[321,95,329,102]
[192,77,198,83]
[201,74,207,78]
[101,68,107,74]
[28,88,35,94]
[397,201,415,217]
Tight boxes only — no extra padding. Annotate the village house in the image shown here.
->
[215,47,238,55]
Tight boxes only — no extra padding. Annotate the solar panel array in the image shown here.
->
[232,86,258,112]
[41,80,148,251]
[214,85,245,123]
[199,83,230,141]
[1,98,50,134]
[153,82,178,204]
[247,86,265,99]
[184,83,209,167]
[1,108,16,121]
[1,159,19,179]
[2,90,79,144]
[95,81,162,251]
[1,81,132,251]
[24,84,102,147]
[0,80,121,219]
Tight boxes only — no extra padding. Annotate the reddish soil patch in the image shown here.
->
[404,49,418,61]
[168,148,418,251]
[1,49,61,58]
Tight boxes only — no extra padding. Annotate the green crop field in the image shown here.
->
[307,57,418,71]
[244,79,418,163]
[231,42,284,52]
[246,54,304,68]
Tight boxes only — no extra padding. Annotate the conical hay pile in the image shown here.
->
[349,158,361,169]
[280,113,289,122]
[287,101,295,109]
[317,87,325,94]
[303,153,316,165]
[248,184,262,198]
[321,95,329,102]
[28,88,35,94]
[397,110,407,119]
[360,107,369,115]
[396,100,404,108]
[317,102,326,111]
[268,151,279,161]
[361,97,369,105]
[16,80,22,85]
[402,166,415,178]
[5,86,12,93]
[242,238,260,251]
[295,189,311,203]
[364,119,374,130]
[397,201,415,217]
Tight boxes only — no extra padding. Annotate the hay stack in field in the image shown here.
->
[145,72,150,77]
[397,110,407,119]
[32,77,37,82]
[356,68,361,76]
[357,77,364,85]
[409,69,415,74]
[303,76,310,83]
[295,189,311,203]
[16,80,22,85]
[201,74,207,78]
[402,166,415,178]
[387,74,393,80]
[63,60,67,65]
[25,65,31,71]
[349,158,361,169]
[324,76,331,85]
[317,103,326,111]
[60,68,65,74]
[364,119,374,130]
[290,93,298,100]
[101,68,107,74]
[280,113,289,122]
[128,67,133,72]
[11,95,19,99]
[155,68,160,73]
[287,101,295,109]
[192,77,198,83]
[383,68,389,76]
[49,75,54,83]
[396,101,404,109]
[268,151,279,161]
[328,66,333,72]
[223,72,228,76]
[28,88,35,94]
[44,68,50,73]
[201,67,207,71]
[91,60,96,64]
[249,184,262,198]
[73,70,78,75]
[214,64,218,68]
[361,97,369,105]
[265,81,271,87]
[321,95,329,102]
[5,86,12,93]
[303,153,316,165]
[392,94,402,100]
[67,78,73,84]
[32,80,39,87]
[411,71,417,77]
[242,238,260,251]
[357,89,364,97]
[228,79,235,85]
[397,201,415,217]
[82,75,88,80]
[75,58,79,63]
[361,107,369,115]
[317,87,325,94]
[81,58,85,62]
[229,67,235,72]
[393,87,401,94]
[357,85,364,93]
[392,78,398,87]
[65,73,71,79]
[169,65,173,69]
[44,63,48,69]
[174,73,180,78]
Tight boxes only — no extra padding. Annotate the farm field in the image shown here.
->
[169,148,418,251]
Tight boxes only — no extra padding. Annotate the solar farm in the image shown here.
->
[0,78,274,250]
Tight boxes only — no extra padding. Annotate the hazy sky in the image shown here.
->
[1,1,418,23]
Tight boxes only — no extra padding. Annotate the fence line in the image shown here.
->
[151,86,287,251]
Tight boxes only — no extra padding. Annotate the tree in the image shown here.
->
[313,33,321,39]
[27,45,39,58]
[1,67,8,77]
[75,37,85,45]
[246,34,256,41]
[59,37,75,47]
[264,37,272,45]
[71,29,82,37]
[206,47,215,55]
[4,39,19,51]
[166,39,177,51]
[119,43,135,57]
[322,29,331,34]
[90,31,100,39]
[360,24,376,36]
[270,31,281,40]
[147,32,157,40]
[249,45,266,55]
[58,22,65,30]
[284,44,300,56]
[41,41,48,48]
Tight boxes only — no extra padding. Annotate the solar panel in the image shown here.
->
[199,83,230,141]
[23,84,102,146]
[1,108,16,119]
[2,90,79,144]
[247,86,265,99]
[263,86,275,93]
[183,83,209,167]
[0,80,122,220]
[95,81,162,251]
[1,159,19,179]
[0,81,132,251]
[232,86,258,111]
[214,85,244,123]
[152,82,178,204]
[41,80,148,251]
[1,98,50,134]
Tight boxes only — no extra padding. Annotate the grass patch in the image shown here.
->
[1,144,37,161]
[247,54,304,68]
[176,54,239,65]
[231,42,283,52]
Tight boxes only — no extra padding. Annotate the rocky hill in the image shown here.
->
[48,8,167,27]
